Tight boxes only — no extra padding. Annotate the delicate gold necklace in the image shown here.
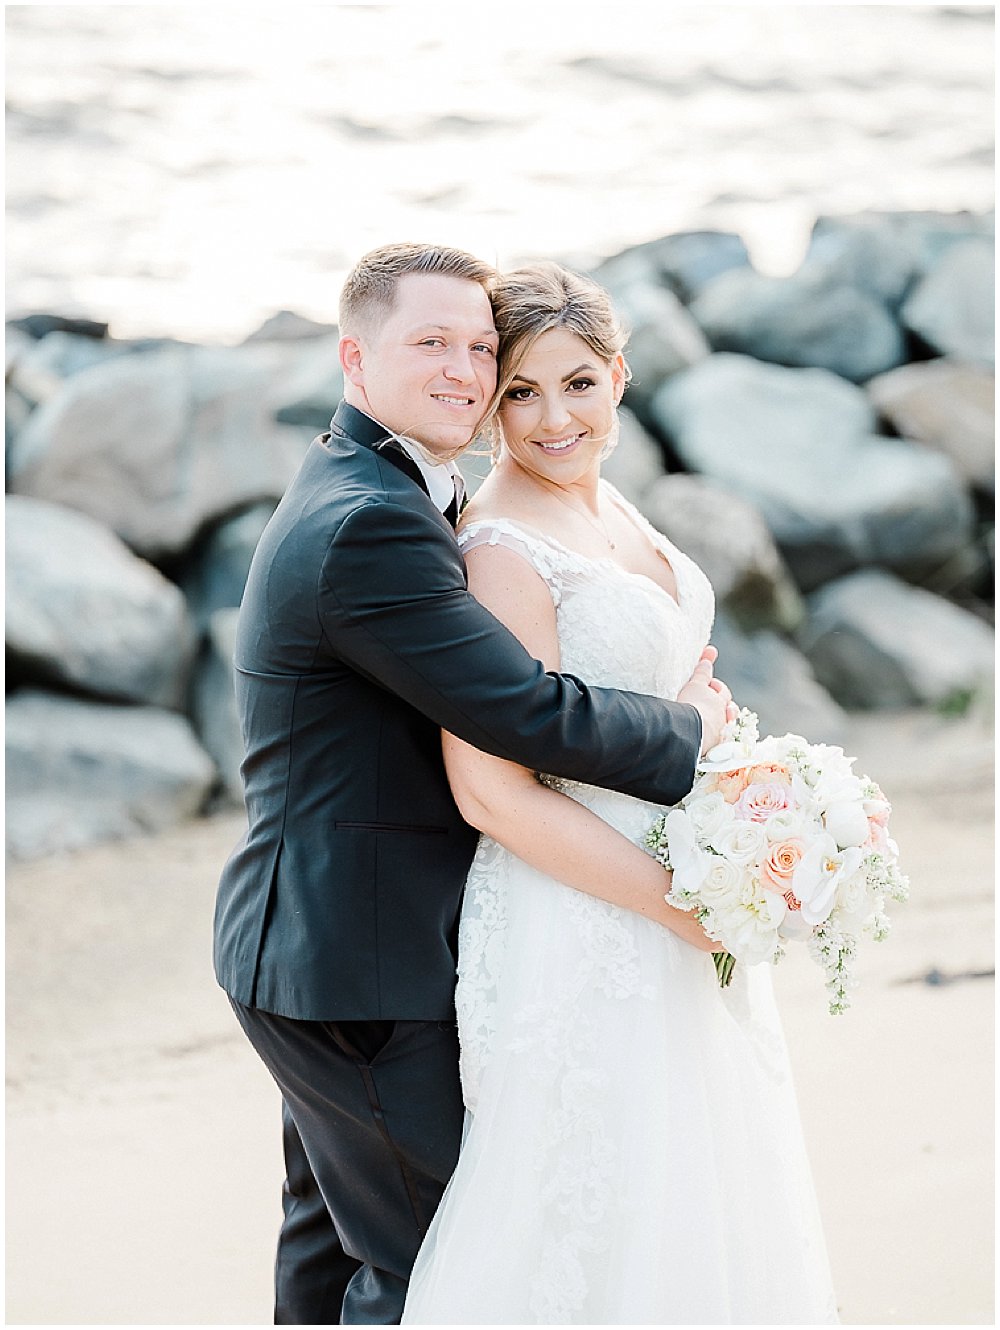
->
[542,482,616,550]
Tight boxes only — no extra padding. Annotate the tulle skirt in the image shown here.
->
[403,786,839,1325]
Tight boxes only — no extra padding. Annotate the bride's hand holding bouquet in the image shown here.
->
[646,707,909,1013]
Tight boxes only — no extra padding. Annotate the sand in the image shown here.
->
[5,708,995,1326]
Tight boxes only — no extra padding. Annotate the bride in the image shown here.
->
[402,263,838,1325]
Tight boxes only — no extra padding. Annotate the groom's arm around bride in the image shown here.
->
[213,242,732,1325]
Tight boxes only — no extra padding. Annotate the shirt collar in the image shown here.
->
[394,436,463,514]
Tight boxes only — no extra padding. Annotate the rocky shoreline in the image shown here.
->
[6,210,995,860]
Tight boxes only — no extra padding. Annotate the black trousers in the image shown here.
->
[230,1002,465,1325]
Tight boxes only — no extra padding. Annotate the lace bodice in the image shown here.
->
[456,481,715,703]
[454,482,717,1109]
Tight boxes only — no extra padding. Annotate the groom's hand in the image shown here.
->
[677,646,737,754]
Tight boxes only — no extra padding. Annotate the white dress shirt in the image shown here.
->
[395,436,465,515]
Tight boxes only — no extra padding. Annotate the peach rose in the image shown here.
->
[746,762,792,787]
[716,766,754,804]
[760,837,807,902]
[867,819,890,853]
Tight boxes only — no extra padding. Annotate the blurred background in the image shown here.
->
[5,3,995,1325]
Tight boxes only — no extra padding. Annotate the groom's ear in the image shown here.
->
[339,334,365,386]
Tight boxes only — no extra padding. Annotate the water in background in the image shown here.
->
[5,3,994,343]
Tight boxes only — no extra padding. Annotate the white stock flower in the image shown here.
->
[709,819,768,865]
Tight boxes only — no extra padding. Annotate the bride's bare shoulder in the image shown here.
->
[457,497,540,534]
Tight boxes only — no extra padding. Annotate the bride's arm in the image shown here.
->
[443,542,720,952]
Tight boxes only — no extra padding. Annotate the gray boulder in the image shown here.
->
[866,360,995,493]
[5,383,33,453]
[814,210,994,280]
[595,230,752,304]
[5,689,217,860]
[901,237,995,365]
[180,500,277,630]
[243,309,338,342]
[798,568,996,710]
[6,495,197,708]
[456,441,494,502]
[639,474,803,633]
[192,608,243,805]
[652,354,974,589]
[803,217,921,309]
[7,343,311,560]
[7,313,109,340]
[600,407,666,508]
[688,267,906,382]
[6,330,134,407]
[269,333,344,429]
[710,611,847,744]
[608,281,710,412]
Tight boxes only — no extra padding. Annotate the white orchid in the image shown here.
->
[792,836,866,926]
[822,797,871,850]
[658,807,710,899]
[697,707,759,773]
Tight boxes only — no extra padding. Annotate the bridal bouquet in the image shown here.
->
[645,708,908,1014]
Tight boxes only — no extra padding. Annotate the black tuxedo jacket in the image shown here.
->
[213,402,702,1020]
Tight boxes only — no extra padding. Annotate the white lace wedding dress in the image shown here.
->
[402,484,839,1325]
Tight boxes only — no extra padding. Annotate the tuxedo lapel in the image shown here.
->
[328,402,432,501]
[372,438,432,498]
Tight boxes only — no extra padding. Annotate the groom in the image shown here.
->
[214,242,732,1325]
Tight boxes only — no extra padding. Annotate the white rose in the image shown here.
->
[833,871,876,931]
[764,807,813,842]
[687,791,734,842]
[710,820,768,865]
[699,856,744,906]
[714,889,784,965]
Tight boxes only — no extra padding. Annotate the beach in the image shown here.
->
[5,706,994,1325]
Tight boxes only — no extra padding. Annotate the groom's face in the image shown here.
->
[345,272,499,457]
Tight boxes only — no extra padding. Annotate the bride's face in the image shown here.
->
[498,327,625,487]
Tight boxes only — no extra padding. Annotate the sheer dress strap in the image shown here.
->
[457,517,593,609]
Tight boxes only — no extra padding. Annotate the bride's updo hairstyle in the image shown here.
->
[485,262,632,453]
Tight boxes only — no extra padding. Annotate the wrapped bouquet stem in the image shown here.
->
[646,708,909,1014]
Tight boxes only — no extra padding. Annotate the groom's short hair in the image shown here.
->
[339,243,496,339]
